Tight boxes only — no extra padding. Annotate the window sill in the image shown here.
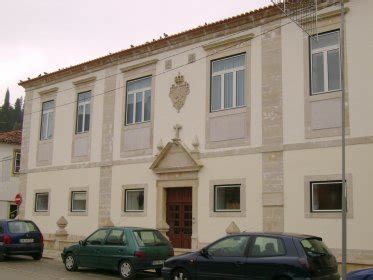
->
[124,121,152,130]
[33,211,50,216]
[121,211,147,217]
[209,106,247,117]
[209,210,245,218]
[68,211,88,216]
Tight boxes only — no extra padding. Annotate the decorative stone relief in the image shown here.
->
[192,135,200,152]
[55,216,68,237]
[156,139,164,155]
[226,221,241,235]
[169,73,190,113]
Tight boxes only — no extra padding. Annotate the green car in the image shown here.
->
[61,227,174,279]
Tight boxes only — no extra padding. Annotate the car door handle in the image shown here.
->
[234,261,244,266]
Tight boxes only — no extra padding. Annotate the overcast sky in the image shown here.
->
[0,0,272,104]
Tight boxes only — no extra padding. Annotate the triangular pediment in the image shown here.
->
[150,140,202,174]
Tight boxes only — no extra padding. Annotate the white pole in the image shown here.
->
[340,0,347,279]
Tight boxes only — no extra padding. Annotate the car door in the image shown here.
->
[100,229,129,270]
[78,228,110,268]
[245,235,287,279]
[196,235,250,280]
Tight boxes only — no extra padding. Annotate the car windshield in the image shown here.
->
[133,230,168,246]
[301,238,331,257]
[8,221,38,234]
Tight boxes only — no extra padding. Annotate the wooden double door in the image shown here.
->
[166,187,192,249]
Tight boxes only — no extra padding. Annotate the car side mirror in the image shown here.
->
[79,240,86,246]
[200,248,209,258]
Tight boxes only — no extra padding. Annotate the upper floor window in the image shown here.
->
[76,91,91,133]
[126,77,152,125]
[211,54,246,112]
[40,100,54,140]
[311,181,342,212]
[310,30,341,95]
[13,150,21,174]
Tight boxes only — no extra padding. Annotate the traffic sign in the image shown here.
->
[15,193,22,206]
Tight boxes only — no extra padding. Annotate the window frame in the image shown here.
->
[214,184,241,213]
[70,191,87,213]
[124,188,145,212]
[34,192,49,212]
[40,100,55,140]
[210,53,246,112]
[309,29,341,95]
[125,76,152,125]
[310,180,343,213]
[75,91,91,134]
[12,150,21,174]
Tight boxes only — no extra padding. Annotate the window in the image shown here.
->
[8,221,38,234]
[76,91,91,133]
[251,236,286,257]
[208,235,250,257]
[301,238,332,257]
[86,229,110,245]
[106,229,127,246]
[211,54,246,111]
[126,77,152,125]
[310,30,341,95]
[40,100,55,140]
[124,189,144,212]
[214,185,241,212]
[133,230,168,246]
[35,192,49,212]
[71,191,87,212]
[9,204,17,219]
[311,181,342,212]
[13,150,21,174]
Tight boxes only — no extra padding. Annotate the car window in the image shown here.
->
[133,230,168,246]
[7,221,38,234]
[301,238,331,257]
[0,224,3,234]
[105,229,126,246]
[207,235,250,257]
[86,229,109,245]
[251,236,285,257]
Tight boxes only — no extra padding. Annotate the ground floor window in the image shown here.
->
[311,181,342,212]
[9,204,17,219]
[71,191,87,212]
[214,185,241,212]
[125,189,144,212]
[35,193,49,212]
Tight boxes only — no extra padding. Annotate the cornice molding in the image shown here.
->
[72,76,97,86]
[38,87,59,96]
[202,33,254,51]
[120,59,158,73]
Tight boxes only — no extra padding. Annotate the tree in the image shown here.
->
[0,88,23,132]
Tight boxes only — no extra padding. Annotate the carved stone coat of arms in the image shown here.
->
[169,73,190,112]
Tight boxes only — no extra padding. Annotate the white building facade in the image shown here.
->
[0,130,21,219]
[19,0,373,266]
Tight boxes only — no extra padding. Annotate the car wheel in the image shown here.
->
[32,253,42,260]
[64,253,78,272]
[119,260,135,279]
[172,268,191,280]
[155,268,162,276]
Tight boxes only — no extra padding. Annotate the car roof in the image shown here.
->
[99,226,160,231]
[230,232,321,240]
[0,219,34,223]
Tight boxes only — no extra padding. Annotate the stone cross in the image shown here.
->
[173,124,182,140]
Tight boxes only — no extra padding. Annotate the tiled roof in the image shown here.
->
[19,3,279,88]
[0,130,22,145]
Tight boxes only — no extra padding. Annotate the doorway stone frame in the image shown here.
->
[156,172,199,250]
